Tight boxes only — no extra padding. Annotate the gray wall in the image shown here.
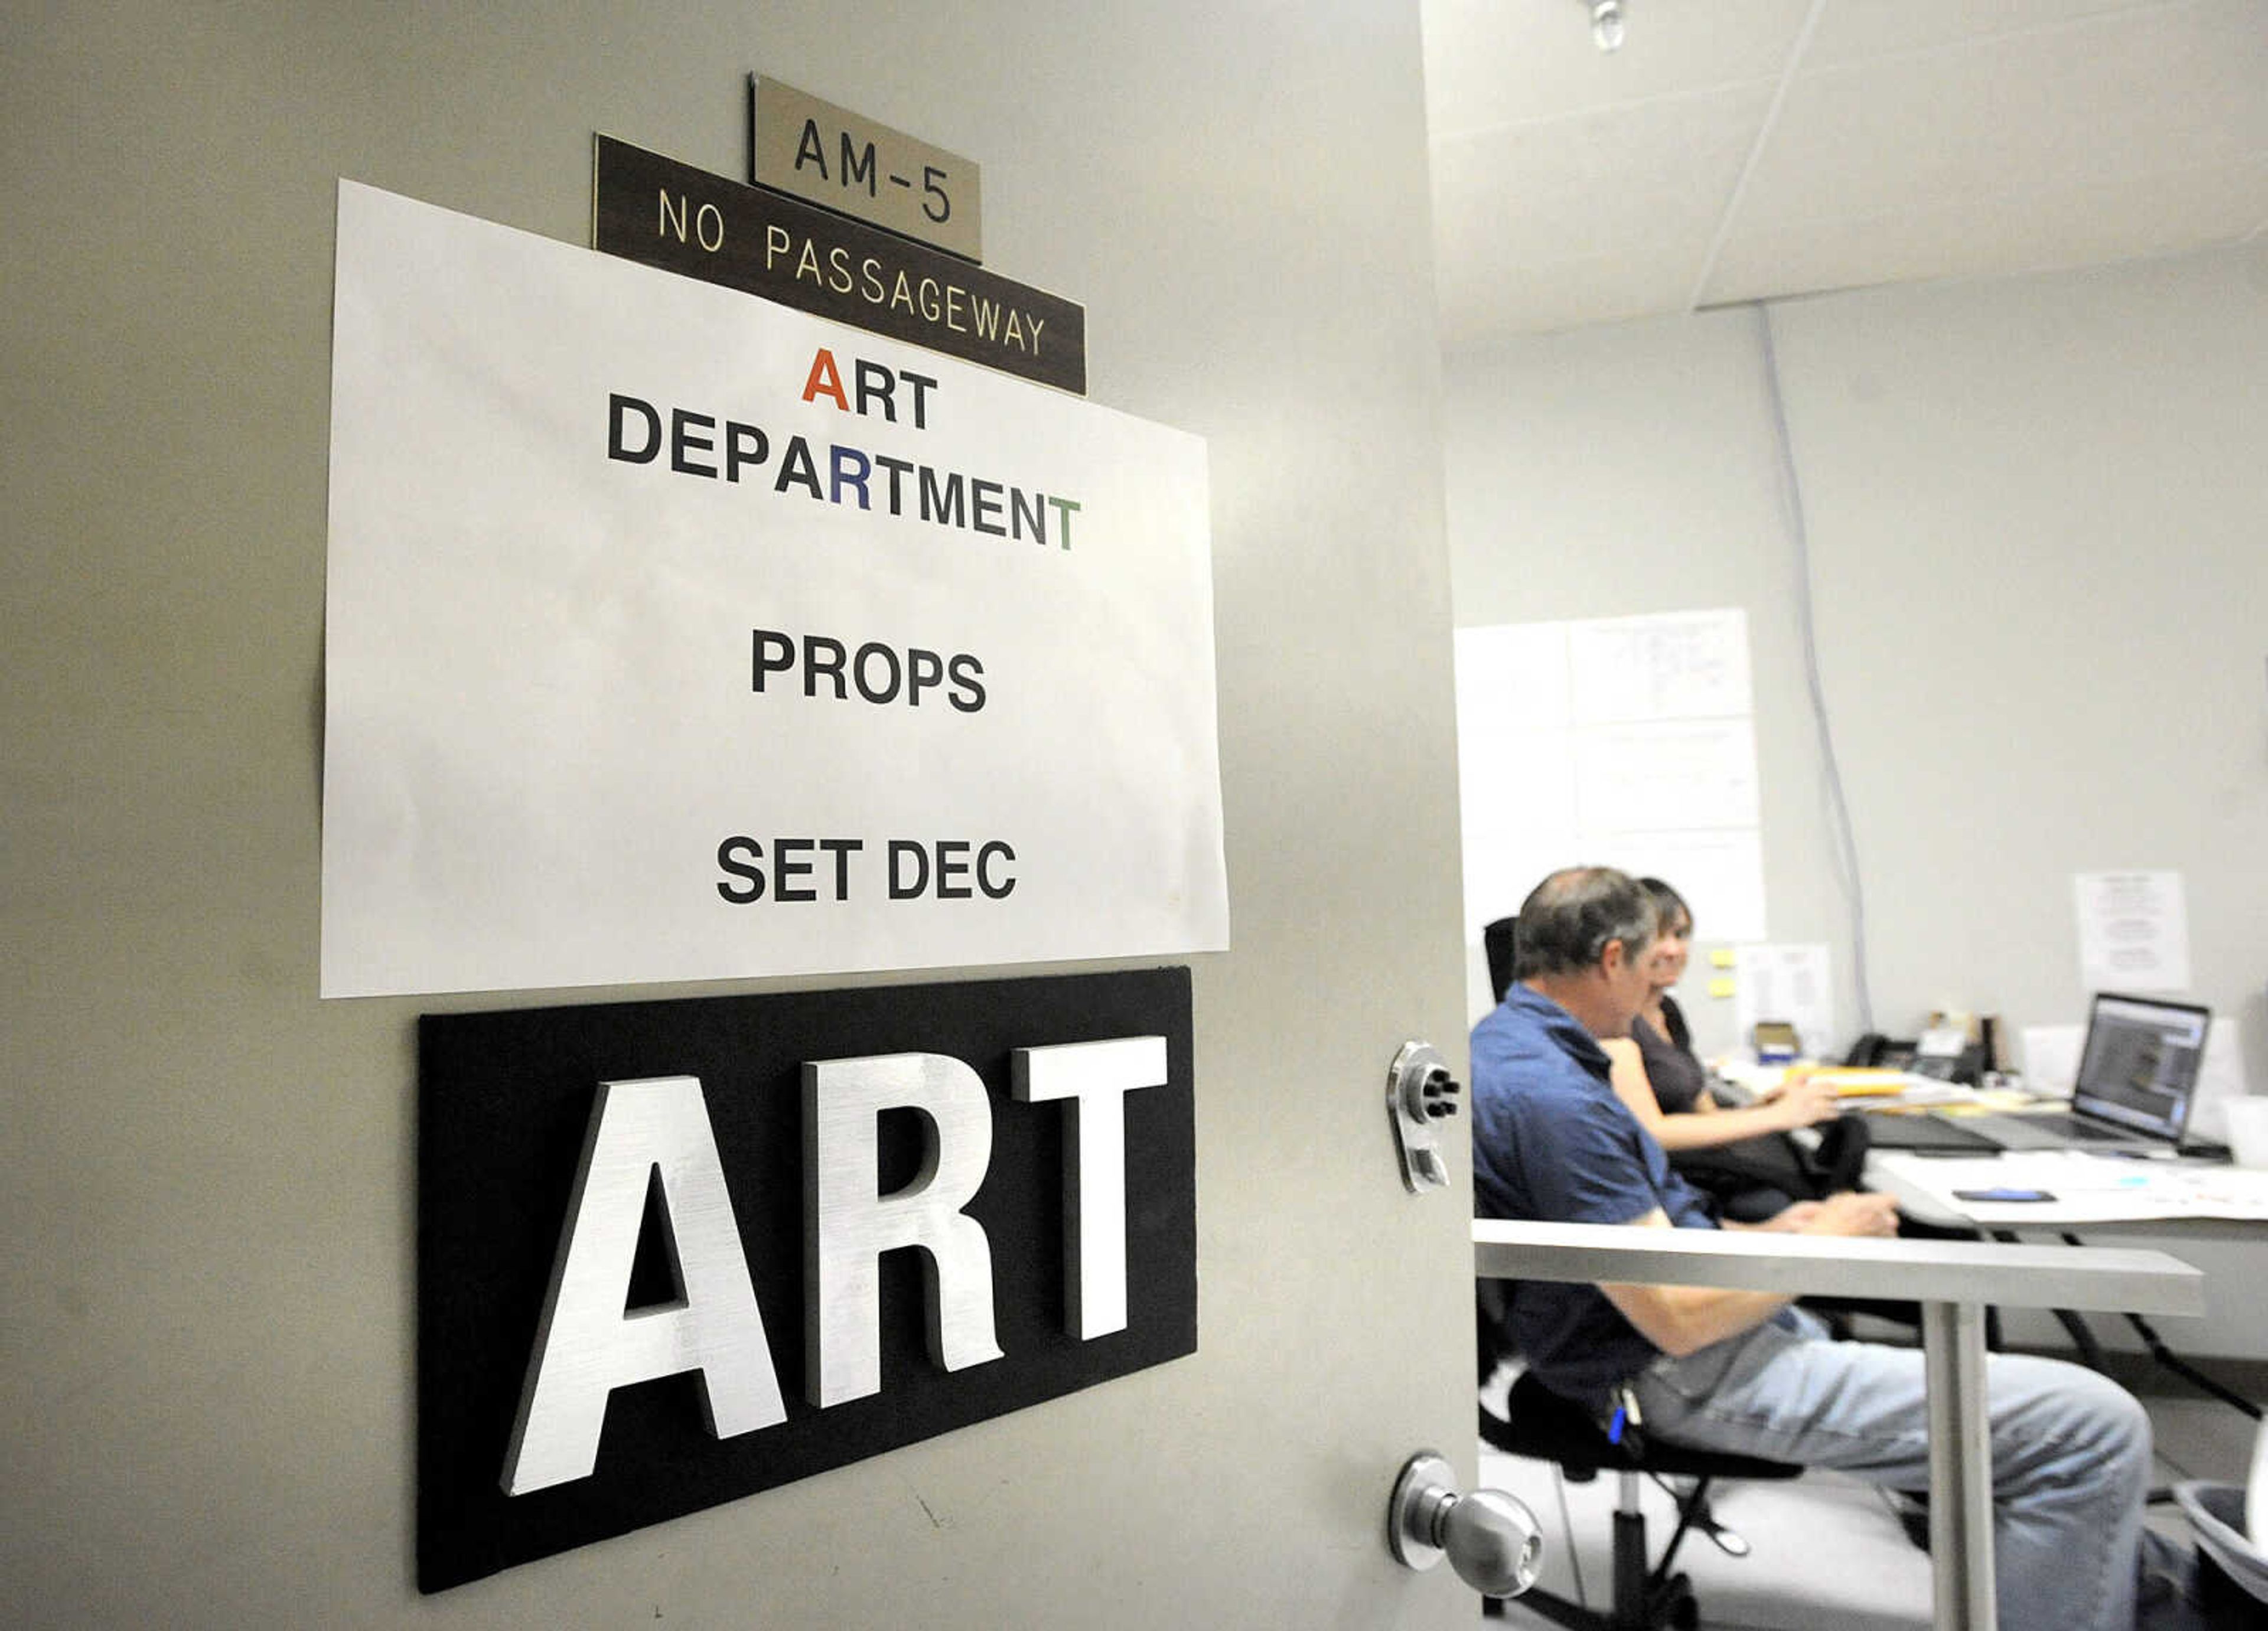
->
[1448,246,2268,1073]
[3,4,1474,1626]
[1446,244,2268,1353]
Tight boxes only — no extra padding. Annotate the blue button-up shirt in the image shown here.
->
[1471,984,1716,1408]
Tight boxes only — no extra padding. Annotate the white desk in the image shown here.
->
[1869,1149,2268,1231]
[1474,1219,2202,1631]
[1866,1149,2268,1418]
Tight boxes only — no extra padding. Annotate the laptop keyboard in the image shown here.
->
[1864,1115,2000,1151]
[1986,1111,2140,1147]
[2004,1112,2132,1142]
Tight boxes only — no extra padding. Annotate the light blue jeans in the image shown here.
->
[1629,1310,2174,1631]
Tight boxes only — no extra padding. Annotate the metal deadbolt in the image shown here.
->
[1387,1040,1462,1193]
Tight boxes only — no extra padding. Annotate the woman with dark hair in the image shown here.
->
[1599,876,1869,1221]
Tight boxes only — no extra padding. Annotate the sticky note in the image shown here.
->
[1710,948,1736,967]
[1707,976,1736,999]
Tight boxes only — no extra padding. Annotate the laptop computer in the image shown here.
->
[1967,993,2212,1153]
[1868,993,2214,1155]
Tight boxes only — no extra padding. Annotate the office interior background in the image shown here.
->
[1430,0,2268,1357]
[4,2,2264,1627]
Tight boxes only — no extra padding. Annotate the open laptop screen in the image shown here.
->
[2071,992,2211,1139]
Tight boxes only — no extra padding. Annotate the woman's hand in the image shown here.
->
[1768,1072,1840,1131]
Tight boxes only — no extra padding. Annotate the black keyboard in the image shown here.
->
[1863,1115,2000,1152]
[2025,1113,2135,1142]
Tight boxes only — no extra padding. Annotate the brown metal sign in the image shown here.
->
[749,76,981,262]
[594,135,1083,395]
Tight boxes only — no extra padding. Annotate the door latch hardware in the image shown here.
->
[1387,1449,1542,1599]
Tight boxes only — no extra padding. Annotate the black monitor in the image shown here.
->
[2071,991,2211,1139]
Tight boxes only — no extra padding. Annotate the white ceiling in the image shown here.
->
[1423,0,2268,346]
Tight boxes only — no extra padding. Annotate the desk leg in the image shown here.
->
[1923,1300,1996,1631]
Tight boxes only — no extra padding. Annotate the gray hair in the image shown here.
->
[1511,866,1658,979]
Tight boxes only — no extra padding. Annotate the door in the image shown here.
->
[0,3,1480,1626]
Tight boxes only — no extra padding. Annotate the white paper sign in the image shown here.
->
[2019,1024,2085,1097]
[2073,870,2190,994]
[320,182,1228,997]
[2191,1019,2251,1142]
[1593,831,1768,944]
[1572,721,1760,834]
[1454,609,1767,948]
[1566,609,1752,725]
[1732,944,1835,1058]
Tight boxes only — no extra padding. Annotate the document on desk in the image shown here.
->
[1875,1152,2268,1226]
[1736,1066,1976,1105]
[1810,1072,1984,1105]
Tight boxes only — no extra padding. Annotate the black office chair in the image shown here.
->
[1477,1282,1803,1629]
[1484,915,1520,1004]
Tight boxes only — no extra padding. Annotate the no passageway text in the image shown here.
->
[595,135,1084,393]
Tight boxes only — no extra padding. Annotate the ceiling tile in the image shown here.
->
[1803,0,2192,67]
[1432,84,1773,265]
[1699,154,2268,304]
[1422,0,1810,138]
[1735,2,2268,228]
[1422,0,2268,341]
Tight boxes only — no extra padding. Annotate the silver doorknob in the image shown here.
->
[1387,1450,1543,1598]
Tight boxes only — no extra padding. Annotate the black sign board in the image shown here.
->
[594,135,1086,394]
[418,968,1194,1591]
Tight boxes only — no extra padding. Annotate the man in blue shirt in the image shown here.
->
[1472,866,2198,1631]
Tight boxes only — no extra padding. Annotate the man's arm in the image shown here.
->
[1598,1193,1900,1357]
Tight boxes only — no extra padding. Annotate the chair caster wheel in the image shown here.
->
[1653,1573,1700,1630]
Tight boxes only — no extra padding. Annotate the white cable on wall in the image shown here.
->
[1754,301,1875,1034]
